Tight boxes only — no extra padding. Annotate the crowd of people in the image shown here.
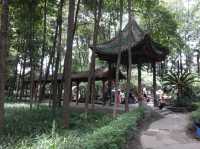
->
[105,84,171,109]
[71,81,171,109]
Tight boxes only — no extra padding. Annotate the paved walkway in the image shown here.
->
[141,108,200,149]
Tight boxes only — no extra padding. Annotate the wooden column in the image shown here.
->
[102,80,106,105]
[152,62,157,107]
[34,82,38,102]
[137,64,142,93]
[70,81,72,102]
[137,64,142,106]
[91,55,96,109]
[108,63,112,105]
[58,82,63,107]
[76,82,79,105]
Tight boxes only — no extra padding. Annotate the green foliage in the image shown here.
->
[135,0,181,54]
[191,103,200,126]
[1,103,144,149]
[27,108,144,149]
[0,103,112,148]
[82,108,144,149]
[5,96,15,103]
[163,71,198,106]
[163,71,197,95]
[191,102,200,111]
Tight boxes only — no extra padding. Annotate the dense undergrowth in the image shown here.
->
[0,103,144,149]
[0,103,112,148]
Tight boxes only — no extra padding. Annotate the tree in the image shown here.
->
[38,0,47,104]
[113,0,123,117]
[0,0,9,128]
[86,0,102,113]
[52,0,64,112]
[63,0,76,128]
[126,0,133,110]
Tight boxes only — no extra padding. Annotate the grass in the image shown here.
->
[83,108,144,149]
[0,103,112,149]
[0,103,145,149]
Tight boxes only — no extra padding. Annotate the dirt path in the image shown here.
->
[141,108,200,149]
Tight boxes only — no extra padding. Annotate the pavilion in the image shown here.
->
[22,17,168,107]
[90,17,169,106]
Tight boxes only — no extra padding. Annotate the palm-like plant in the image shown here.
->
[163,71,198,106]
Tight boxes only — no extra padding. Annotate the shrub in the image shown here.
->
[5,96,15,102]
[191,105,200,127]
[15,108,144,149]
[163,71,198,107]
[4,103,144,149]
[1,103,112,149]
[83,108,145,149]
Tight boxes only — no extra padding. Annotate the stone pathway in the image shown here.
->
[141,108,200,149]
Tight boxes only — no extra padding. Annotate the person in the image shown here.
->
[143,87,151,102]
[117,89,121,106]
[128,92,136,104]
[159,96,166,109]
[159,88,168,110]
[143,87,147,98]
[120,90,125,104]
[111,87,115,103]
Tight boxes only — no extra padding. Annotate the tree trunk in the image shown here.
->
[197,52,200,74]
[186,53,191,73]
[38,15,59,102]
[63,0,76,128]
[125,0,133,111]
[113,0,123,117]
[86,0,102,113]
[16,61,22,100]
[29,0,36,110]
[52,0,64,112]
[0,0,9,128]
[30,44,34,110]
[8,56,19,97]
[38,0,47,102]
[179,50,183,74]
[19,52,27,100]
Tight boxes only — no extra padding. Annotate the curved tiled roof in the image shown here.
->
[90,17,169,65]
